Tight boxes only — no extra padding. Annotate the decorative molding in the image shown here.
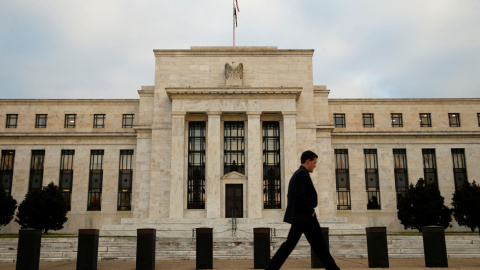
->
[165,87,302,101]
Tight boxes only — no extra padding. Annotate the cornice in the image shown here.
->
[0,99,139,105]
[328,98,480,105]
[165,87,302,101]
[331,131,480,137]
[0,132,137,138]
[154,47,314,57]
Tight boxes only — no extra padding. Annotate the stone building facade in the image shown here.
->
[1,47,479,234]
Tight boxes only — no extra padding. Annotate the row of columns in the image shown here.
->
[169,111,298,219]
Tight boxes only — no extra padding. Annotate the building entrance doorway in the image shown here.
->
[225,184,243,218]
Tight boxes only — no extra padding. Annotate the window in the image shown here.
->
[391,113,403,127]
[122,114,134,128]
[334,113,346,128]
[451,149,467,190]
[29,150,45,191]
[335,149,351,210]
[449,113,460,127]
[88,150,104,211]
[35,114,47,128]
[362,113,374,127]
[0,150,15,195]
[263,121,281,209]
[364,149,380,209]
[118,150,134,211]
[6,114,18,128]
[187,122,206,209]
[478,113,480,127]
[93,114,105,128]
[422,149,438,187]
[59,150,74,211]
[393,149,409,204]
[420,113,432,127]
[64,114,76,128]
[224,121,245,174]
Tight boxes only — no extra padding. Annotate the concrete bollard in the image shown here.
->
[136,228,156,270]
[196,227,213,269]
[365,227,389,268]
[16,229,42,270]
[76,229,99,270]
[311,227,329,268]
[422,226,448,267]
[253,227,271,269]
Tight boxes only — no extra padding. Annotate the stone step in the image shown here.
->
[1,235,479,262]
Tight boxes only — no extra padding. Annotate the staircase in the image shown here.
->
[1,235,479,263]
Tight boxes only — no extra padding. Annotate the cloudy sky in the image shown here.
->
[1,0,479,99]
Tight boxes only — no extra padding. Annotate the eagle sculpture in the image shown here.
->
[225,63,243,80]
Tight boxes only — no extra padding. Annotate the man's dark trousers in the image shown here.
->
[265,216,340,270]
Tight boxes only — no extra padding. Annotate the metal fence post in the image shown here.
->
[136,228,156,270]
[365,227,389,268]
[196,227,213,269]
[253,227,270,269]
[422,226,448,267]
[16,229,42,270]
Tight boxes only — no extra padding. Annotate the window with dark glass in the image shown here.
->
[362,113,374,127]
[224,121,245,174]
[35,114,47,128]
[59,150,74,211]
[422,149,438,188]
[6,114,18,128]
[29,150,45,191]
[263,121,281,209]
[88,150,104,211]
[449,113,460,127]
[1,150,15,195]
[393,149,409,204]
[451,148,467,190]
[122,114,134,128]
[118,150,134,211]
[335,149,351,210]
[478,113,480,127]
[420,113,431,127]
[391,113,403,127]
[64,114,76,128]
[364,149,380,209]
[188,122,206,209]
[93,114,105,128]
[334,113,346,128]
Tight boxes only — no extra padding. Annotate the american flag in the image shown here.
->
[234,6,238,27]
[235,0,239,12]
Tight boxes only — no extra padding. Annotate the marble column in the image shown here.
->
[169,112,186,219]
[206,112,222,218]
[282,112,297,208]
[247,112,262,218]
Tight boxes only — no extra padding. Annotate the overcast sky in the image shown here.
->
[1,0,479,99]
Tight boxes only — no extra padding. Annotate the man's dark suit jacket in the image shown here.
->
[283,166,318,224]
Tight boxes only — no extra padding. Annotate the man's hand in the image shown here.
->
[312,212,315,217]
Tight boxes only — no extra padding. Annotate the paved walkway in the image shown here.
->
[1,258,479,269]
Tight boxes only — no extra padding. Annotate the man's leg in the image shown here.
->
[265,223,304,270]
[304,217,340,270]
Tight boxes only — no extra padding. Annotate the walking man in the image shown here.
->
[265,150,340,270]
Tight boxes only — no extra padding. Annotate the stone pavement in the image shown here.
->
[1,258,479,269]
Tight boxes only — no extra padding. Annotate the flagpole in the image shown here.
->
[233,0,235,48]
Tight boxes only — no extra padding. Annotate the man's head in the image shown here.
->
[301,150,318,173]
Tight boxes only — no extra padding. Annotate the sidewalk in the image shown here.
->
[1,258,479,269]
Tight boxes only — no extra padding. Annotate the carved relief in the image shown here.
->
[225,62,243,85]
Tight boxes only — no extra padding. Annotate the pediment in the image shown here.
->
[221,171,247,180]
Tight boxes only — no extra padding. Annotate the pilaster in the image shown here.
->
[170,112,186,218]
[247,112,262,218]
[206,112,222,218]
[282,112,297,208]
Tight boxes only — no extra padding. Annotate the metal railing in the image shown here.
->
[231,208,237,237]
